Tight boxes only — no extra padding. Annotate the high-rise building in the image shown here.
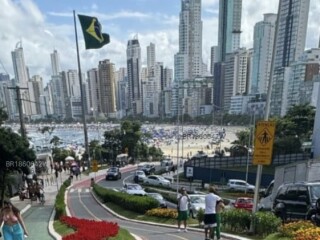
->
[98,59,117,116]
[127,37,142,115]
[147,43,156,76]
[0,74,14,117]
[11,41,33,118]
[223,48,252,112]
[217,0,242,62]
[174,0,203,82]
[115,67,128,117]
[11,41,29,88]
[87,68,100,117]
[250,13,277,95]
[210,46,219,75]
[270,0,310,116]
[50,74,65,118]
[51,50,61,76]
[29,75,44,115]
[173,0,203,117]
[285,48,320,113]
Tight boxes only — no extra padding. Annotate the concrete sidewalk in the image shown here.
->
[11,170,73,239]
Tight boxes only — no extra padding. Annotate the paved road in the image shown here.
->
[67,167,232,240]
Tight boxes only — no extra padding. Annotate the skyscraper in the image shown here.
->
[174,0,203,82]
[217,0,242,62]
[127,37,142,115]
[51,50,61,76]
[251,13,277,95]
[270,0,310,116]
[147,43,155,76]
[87,68,100,117]
[173,0,203,117]
[11,41,29,88]
[11,42,32,118]
[210,46,219,75]
[98,59,117,116]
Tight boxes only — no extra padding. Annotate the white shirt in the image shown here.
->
[205,193,221,214]
[179,195,189,211]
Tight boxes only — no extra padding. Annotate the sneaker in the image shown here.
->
[177,229,181,232]
[184,228,188,232]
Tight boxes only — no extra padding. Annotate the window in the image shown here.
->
[277,185,288,200]
[286,186,299,200]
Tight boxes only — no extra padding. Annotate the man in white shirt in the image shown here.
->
[204,186,222,240]
[177,187,190,232]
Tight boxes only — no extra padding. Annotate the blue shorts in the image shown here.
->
[2,223,24,240]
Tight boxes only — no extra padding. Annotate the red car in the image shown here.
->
[234,197,253,211]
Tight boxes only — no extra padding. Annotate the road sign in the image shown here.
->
[186,167,193,178]
[253,121,276,165]
[91,160,98,172]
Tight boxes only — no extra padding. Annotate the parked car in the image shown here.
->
[141,163,156,175]
[121,183,147,196]
[105,167,121,180]
[133,170,147,182]
[143,175,171,187]
[188,194,206,218]
[273,182,320,221]
[226,179,255,193]
[234,197,253,211]
[147,193,167,208]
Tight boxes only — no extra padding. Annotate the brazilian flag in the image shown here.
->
[78,14,110,49]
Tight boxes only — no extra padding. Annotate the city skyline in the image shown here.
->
[0,0,319,84]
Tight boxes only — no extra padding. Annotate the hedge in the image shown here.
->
[93,183,159,214]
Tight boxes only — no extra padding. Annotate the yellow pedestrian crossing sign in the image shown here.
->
[92,160,98,172]
[253,121,276,165]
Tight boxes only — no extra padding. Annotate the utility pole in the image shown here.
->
[8,86,28,139]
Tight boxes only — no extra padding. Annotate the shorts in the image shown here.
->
[2,223,24,240]
[177,210,189,221]
[204,213,217,228]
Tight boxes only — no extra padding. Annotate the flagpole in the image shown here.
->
[73,10,90,171]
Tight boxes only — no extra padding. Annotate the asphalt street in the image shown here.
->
[67,166,233,240]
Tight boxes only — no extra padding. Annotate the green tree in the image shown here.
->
[232,130,250,146]
[0,128,36,204]
[0,107,8,126]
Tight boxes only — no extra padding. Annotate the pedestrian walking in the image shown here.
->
[0,200,29,239]
[204,186,222,240]
[177,187,190,232]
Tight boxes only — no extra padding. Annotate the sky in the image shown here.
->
[0,0,319,85]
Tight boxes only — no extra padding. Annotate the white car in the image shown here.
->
[133,170,147,182]
[226,179,255,193]
[188,194,206,218]
[143,175,171,187]
[121,183,147,196]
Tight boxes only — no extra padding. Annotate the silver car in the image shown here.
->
[188,194,206,218]
[226,179,255,193]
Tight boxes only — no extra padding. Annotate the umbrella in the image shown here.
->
[65,156,75,161]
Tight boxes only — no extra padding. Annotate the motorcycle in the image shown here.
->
[311,198,320,226]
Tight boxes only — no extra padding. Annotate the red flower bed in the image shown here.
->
[60,216,119,240]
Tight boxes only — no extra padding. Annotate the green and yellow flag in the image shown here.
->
[78,14,110,49]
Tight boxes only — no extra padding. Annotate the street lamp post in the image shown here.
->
[245,110,255,194]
